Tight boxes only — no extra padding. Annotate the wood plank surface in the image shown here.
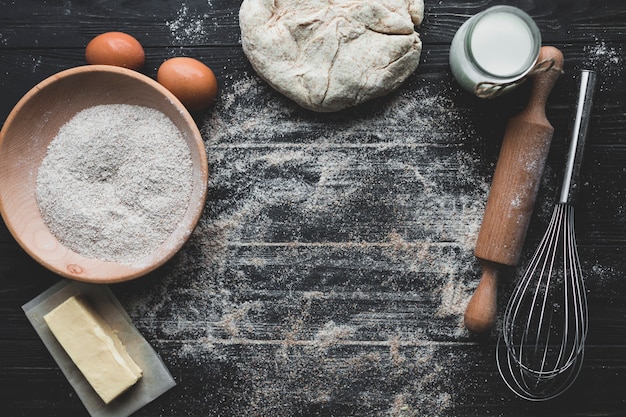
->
[1,1,626,416]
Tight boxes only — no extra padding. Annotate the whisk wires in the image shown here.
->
[498,203,588,400]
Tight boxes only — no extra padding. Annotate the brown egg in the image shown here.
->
[157,57,218,112]
[85,32,145,70]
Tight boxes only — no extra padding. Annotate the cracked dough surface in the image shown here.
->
[239,0,424,112]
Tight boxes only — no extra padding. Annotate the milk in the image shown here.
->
[449,6,541,98]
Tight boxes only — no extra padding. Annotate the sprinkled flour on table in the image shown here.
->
[117,71,492,415]
[585,37,622,75]
[167,3,211,44]
[36,104,193,264]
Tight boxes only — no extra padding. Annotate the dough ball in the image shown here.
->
[239,0,424,112]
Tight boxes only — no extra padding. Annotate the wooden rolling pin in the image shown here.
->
[464,46,564,333]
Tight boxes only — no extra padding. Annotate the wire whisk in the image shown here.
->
[497,69,596,401]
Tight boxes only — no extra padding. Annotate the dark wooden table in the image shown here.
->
[1,1,625,416]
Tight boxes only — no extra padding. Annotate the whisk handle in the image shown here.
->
[559,70,597,204]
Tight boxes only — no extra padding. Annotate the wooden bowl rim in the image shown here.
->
[0,65,208,283]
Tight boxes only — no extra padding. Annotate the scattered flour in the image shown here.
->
[314,320,356,349]
[584,37,622,75]
[167,2,212,45]
[583,36,624,93]
[119,71,490,415]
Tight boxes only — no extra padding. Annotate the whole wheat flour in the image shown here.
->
[36,104,193,264]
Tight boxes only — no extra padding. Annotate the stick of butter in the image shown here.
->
[43,295,143,404]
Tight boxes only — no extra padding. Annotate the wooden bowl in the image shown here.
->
[0,65,208,283]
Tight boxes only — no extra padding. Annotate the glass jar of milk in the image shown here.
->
[449,5,541,98]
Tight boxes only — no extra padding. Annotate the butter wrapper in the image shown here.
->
[23,279,176,417]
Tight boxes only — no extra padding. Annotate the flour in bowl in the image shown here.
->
[36,104,193,264]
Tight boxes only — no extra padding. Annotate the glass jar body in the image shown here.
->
[449,5,541,98]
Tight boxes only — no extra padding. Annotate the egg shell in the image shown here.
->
[85,32,145,70]
[157,57,218,112]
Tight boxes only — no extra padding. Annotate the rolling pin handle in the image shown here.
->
[524,46,565,121]
[464,261,500,334]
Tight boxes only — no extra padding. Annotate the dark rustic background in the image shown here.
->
[1,1,626,416]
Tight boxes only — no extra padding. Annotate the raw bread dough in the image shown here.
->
[239,0,424,112]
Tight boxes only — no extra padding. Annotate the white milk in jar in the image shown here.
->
[449,6,541,98]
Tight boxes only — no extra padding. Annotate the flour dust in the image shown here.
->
[167,2,212,45]
[118,70,490,415]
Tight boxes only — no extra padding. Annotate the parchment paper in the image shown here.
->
[22,279,176,417]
